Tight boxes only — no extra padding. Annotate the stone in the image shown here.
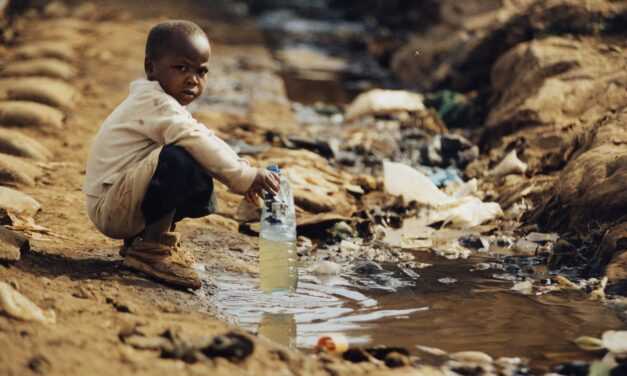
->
[0,100,65,128]
[0,281,55,323]
[0,128,52,160]
[0,226,29,262]
[0,153,42,186]
[0,186,41,217]
[0,58,77,81]
[245,72,297,133]
[391,0,624,91]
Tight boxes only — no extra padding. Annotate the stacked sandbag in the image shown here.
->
[0,3,92,260]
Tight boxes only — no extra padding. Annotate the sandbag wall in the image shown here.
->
[0,1,86,261]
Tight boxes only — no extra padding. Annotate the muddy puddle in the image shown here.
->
[201,254,624,368]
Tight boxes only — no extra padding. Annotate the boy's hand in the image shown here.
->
[245,169,280,205]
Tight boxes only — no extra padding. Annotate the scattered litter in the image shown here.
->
[450,351,493,364]
[513,239,538,256]
[352,260,384,275]
[416,345,448,357]
[438,277,458,285]
[0,281,56,324]
[384,161,502,228]
[311,260,342,275]
[316,333,349,353]
[511,280,533,295]
[339,240,360,253]
[345,89,425,121]
[525,232,559,244]
[488,150,527,178]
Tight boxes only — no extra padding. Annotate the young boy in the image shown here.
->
[84,20,279,290]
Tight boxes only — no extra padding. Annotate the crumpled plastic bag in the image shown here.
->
[384,161,502,228]
[345,89,425,120]
[0,281,56,324]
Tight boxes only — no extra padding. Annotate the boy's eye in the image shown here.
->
[174,65,188,72]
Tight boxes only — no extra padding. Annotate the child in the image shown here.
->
[84,20,279,290]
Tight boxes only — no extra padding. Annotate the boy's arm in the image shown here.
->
[147,104,257,194]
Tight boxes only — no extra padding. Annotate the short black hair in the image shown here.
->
[145,20,207,61]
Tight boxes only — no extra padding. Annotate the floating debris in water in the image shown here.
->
[437,277,458,285]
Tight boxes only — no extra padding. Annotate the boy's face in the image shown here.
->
[145,32,211,106]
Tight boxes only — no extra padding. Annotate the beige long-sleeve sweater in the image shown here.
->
[84,79,257,198]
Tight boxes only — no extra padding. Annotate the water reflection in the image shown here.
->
[208,255,624,366]
[259,313,297,350]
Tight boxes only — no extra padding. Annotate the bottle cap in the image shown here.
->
[266,164,280,174]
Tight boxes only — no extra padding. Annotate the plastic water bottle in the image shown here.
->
[259,165,298,293]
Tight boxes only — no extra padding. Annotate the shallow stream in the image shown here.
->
[203,253,624,370]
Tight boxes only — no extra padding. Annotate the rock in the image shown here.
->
[13,41,77,62]
[0,153,42,186]
[0,281,55,323]
[0,186,41,217]
[5,77,78,110]
[201,332,254,363]
[0,58,77,80]
[0,100,65,128]
[353,260,383,275]
[345,89,426,121]
[27,354,52,374]
[246,72,297,133]
[485,36,626,171]
[533,110,627,231]
[450,351,493,364]
[311,260,341,276]
[488,150,528,178]
[276,46,347,72]
[391,0,624,91]
[0,128,52,160]
[0,226,29,262]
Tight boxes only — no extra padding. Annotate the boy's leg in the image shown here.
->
[123,144,213,290]
[141,144,214,228]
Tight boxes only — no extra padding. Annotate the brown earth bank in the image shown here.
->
[0,0,627,375]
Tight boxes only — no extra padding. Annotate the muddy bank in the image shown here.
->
[1,0,627,376]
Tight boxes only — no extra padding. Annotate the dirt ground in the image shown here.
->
[0,1,407,375]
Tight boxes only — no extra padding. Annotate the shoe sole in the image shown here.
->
[123,256,201,290]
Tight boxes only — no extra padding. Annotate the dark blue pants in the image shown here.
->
[141,144,216,226]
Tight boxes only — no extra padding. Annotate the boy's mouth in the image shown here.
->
[181,89,198,100]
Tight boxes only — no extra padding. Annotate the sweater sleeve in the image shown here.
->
[140,96,257,194]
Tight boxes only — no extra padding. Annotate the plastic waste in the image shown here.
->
[316,333,349,353]
[345,89,425,121]
[259,165,298,294]
[0,281,55,324]
[383,161,502,228]
[488,150,528,177]
[311,260,341,275]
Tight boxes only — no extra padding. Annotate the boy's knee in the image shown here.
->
[160,144,195,169]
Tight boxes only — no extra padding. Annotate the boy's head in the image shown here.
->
[145,20,211,106]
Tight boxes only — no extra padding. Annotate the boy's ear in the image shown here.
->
[144,57,154,79]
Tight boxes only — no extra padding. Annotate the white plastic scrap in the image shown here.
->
[602,331,627,355]
[311,260,342,276]
[383,161,502,228]
[0,281,56,324]
[574,330,627,356]
[345,89,425,121]
[488,150,528,177]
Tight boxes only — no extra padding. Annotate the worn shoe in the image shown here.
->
[122,234,201,290]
